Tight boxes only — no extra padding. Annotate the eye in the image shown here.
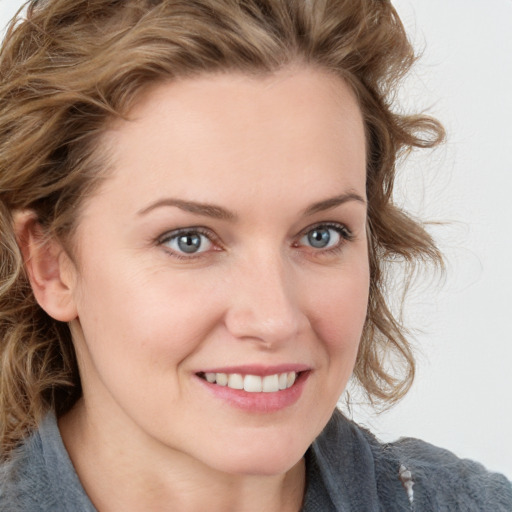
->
[160,229,214,256]
[298,223,352,251]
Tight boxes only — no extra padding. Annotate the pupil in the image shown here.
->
[178,233,201,253]
[308,228,330,248]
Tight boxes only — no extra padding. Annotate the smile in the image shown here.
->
[199,371,298,393]
[196,368,310,412]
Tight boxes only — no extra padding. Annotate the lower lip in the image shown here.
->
[196,371,310,413]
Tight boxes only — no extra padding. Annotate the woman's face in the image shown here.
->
[65,67,369,476]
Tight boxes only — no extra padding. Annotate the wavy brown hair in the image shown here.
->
[0,0,444,456]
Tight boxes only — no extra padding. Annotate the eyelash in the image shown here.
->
[295,222,354,256]
[157,227,220,260]
[157,222,354,260]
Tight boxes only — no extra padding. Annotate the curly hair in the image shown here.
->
[0,0,443,456]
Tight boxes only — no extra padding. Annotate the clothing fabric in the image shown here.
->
[1,409,511,511]
[303,410,512,511]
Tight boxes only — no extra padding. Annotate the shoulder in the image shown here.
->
[0,426,50,512]
[312,409,512,512]
[387,436,512,511]
[0,413,96,512]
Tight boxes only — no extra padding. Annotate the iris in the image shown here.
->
[307,227,331,248]
[177,233,202,253]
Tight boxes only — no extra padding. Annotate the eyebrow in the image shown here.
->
[137,198,237,221]
[303,192,366,216]
[137,192,366,220]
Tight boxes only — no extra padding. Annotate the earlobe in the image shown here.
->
[14,210,78,322]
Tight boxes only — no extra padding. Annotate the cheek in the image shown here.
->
[308,262,370,380]
[72,260,223,369]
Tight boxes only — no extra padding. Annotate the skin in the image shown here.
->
[24,66,369,511]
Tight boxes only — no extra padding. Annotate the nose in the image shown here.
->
[224,251,307,348]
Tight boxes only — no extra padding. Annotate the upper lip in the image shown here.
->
[195,364,311,376]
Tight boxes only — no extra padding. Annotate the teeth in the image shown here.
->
[228,373,243,390]
[262,374,279,393]
[203,371,299,392]
[216,373,228,386]
[244,374,262,392]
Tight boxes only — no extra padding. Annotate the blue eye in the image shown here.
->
[299,224,350,250]
[162,230,213,255]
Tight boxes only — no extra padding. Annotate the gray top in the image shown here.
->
[1,409,511,511]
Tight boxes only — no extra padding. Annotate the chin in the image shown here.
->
[199,429,310,477]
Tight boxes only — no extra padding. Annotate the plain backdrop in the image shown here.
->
[1,0,511,480]
[348,0,512,481]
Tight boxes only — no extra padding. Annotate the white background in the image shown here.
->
[350,0,512,480]
[1,0,511,479]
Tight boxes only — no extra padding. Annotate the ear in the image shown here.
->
[14,210,78,322]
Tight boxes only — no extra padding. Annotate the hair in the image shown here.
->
[0,0,444,456]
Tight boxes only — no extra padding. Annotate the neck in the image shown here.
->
[59,399,306,512]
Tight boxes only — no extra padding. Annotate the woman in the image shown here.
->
[0,0,510,510]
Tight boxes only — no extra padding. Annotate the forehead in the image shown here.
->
[89,67,366,218]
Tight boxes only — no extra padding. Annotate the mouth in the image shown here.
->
[196,371,305,393]
[195,367,311,412]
